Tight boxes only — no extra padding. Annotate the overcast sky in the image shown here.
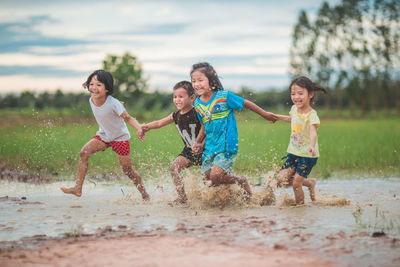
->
[0,0,338,94]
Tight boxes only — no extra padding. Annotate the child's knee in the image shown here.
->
[170,161,183,174]
[292,175,304,188]
[277,175,285,185]
[121,164,133,174]
[209,170,224,185]
[202,171,211,183]
[277,169,290,186]
[169,163,177,174]
[79,149,91,160]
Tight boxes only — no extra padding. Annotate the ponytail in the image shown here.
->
[290,76,326,102]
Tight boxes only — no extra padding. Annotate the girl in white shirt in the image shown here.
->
[61,70,150,201]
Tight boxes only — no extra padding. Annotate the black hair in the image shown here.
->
[83,70,114,95]
[190,62,223,91]
[173,80,195,96]
[290,76,326,103]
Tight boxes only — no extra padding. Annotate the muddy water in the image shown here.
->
[1,177,400,265]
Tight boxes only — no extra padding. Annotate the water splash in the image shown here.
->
[314,194,350,206]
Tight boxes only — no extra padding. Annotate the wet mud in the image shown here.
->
[0,176,399,266]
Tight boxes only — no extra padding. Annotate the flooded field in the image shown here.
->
[1,176,400,266]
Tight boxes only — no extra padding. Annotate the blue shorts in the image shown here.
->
[281,153,317,178]
[201,152,236,174]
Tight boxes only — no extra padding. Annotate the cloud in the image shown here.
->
[0,15,90,54]
[0,74,83,93]
[0,0,339,94]
[115,23,190,35]
[0,65,84,77]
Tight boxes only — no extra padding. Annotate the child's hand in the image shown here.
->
[309,145,316,157]
[137,127,146,141]
[192,142,203,155]
[141,124,150,133]
[263,112,278,123]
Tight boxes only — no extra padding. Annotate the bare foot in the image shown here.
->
[141,193,150,202]
[238,176,252,196]
[60,187,82,197]
[170,196,187,205]
[308,178,317,202]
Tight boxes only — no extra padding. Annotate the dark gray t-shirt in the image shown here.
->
[172,107,201,149]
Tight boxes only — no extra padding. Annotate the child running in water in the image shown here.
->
[276,76,326,205]
[61,70,150,201]
[191,62,278,197]
[142,81,205,204]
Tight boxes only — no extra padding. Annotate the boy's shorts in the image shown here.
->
[281,153,317,178]
[180,147,202,166]
[201,152,236,174]
[93,135,130,156]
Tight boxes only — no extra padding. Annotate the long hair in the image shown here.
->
[83,70,114,95]
[290,76,326,103]
[190,62,223,90]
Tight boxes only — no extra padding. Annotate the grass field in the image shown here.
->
[0,113,399,184]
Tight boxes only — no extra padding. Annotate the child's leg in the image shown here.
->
[118,155,150,201]
[277,168,295,187]
[302,178,317,202]
[203,170,211,184]
[170,156,191,203]
[209,165,252,195]
[292,173,306,204]
[61,139,108,197]
[294,157,317,203]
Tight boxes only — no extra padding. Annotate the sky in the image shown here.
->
[0,0,338,94]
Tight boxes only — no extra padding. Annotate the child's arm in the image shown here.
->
[243,100,278,122]
[309,124,318,156]
[276,114,291,123]
[192,124,205,155]
[141,113,174,133]
[120,111,145,141]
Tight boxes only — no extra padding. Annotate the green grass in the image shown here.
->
[234,116,400,178]
[0,114,399,183]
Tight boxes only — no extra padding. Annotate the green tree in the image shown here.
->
[102,52,148,99]
[20,91,36,108]
[290,10,314,77]
[290,0,400,116]
[53,89,71,108]
[0,94,19,108]
[35,92,51,110]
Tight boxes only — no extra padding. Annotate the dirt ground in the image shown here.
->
[1,214,399,267]
[0,233,334,267]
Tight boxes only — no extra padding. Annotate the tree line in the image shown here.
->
[0,85,382,118]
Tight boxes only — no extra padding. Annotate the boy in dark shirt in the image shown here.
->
[142,81,204,204]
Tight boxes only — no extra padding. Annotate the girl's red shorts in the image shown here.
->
[93,135,130,156]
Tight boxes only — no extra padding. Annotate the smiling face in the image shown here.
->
[88,75,108,99]
[191,70,211,96]
[173,87,194,111]
[290,84,313,111]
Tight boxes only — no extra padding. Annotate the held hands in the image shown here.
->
[136,126,146,141]
[192,141,203,155]
[263,112,278,123]
[141,123,150,133]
